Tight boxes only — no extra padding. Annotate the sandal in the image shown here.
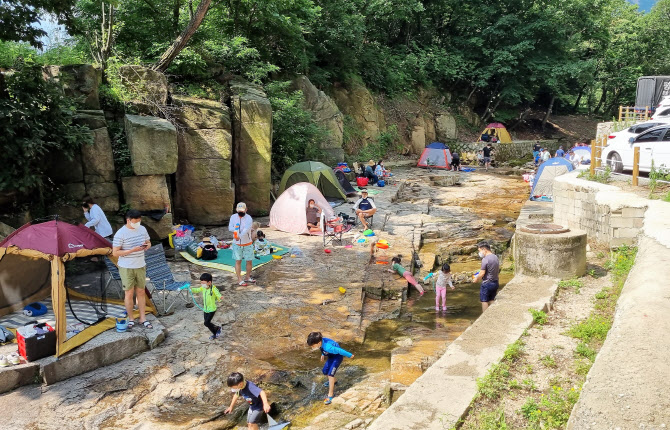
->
[127,321,135,330]
[245,277,256,284]
[324,396,334,405]
[238,280,248,286]
[141,320,153,330]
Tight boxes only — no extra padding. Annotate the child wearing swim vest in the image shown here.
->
[388,255,424,296]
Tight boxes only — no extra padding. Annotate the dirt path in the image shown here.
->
[0,168,529,430]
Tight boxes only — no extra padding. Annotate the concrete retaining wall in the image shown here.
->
[553,172,648,247]
[449,139,560,162]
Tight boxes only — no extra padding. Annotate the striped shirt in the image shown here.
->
[113,225,150,269]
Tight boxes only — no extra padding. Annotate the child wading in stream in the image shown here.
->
[430,263,455,311]
[307,332,355,405]
[389,255,425,296]
[224,372,272,430]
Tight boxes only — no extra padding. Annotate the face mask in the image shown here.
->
[237,211,245,218]
[131,221,141,229]
[201,283,209,288]
[478,251,485,258]
[309,204,314,208]
[311,346,320,351]
[231,389,240,394]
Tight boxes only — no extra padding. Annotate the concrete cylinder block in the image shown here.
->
[513,225,587,279]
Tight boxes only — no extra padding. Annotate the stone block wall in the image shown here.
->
[553,172,648,247]
[449,140,562,163]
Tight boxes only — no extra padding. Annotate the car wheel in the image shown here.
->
[607,152,623,173]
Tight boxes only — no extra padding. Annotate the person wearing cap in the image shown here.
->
[229,202,255,286]
[364,160,378,184]
[541,147,551,163]
[353,189,376,230]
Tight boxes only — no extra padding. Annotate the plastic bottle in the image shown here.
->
[472,271,480,282]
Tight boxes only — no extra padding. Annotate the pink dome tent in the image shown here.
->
[270,183,335,235]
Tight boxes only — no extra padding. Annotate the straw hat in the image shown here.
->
[368,160,375,166]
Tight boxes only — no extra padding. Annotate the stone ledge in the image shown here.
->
[0,362,40,394]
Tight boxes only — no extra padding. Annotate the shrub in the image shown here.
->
[529,309,547,325]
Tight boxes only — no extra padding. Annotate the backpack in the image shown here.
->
[201,244,218,260]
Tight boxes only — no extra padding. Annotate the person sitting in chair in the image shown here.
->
[306,199,322,233]
[353,189,376,230]
[364,160,378,184]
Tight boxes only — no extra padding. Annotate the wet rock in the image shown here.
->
[125,114,178,175]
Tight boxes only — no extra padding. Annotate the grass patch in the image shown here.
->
[541,354,557,368]
[476,363,511,400]
[575,342,597,361]
[460,407,511,430]
[558,278,583,294]
[519,386,579,429]
[567,314,611,343]
[502,339,525,362]
[529,309,547,325]
[578,167,611,184]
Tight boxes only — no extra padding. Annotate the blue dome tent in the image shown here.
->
[531,157,574,201]
[417,142,452,169]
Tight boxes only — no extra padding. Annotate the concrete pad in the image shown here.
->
[567,236,670,429]
[0,362,40,393]
[40,315,165,385]
[368,275,558,430]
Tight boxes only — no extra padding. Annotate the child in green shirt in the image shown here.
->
[388,255,424,296]
[190,273,222,340]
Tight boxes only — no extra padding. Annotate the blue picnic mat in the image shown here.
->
[180,244,289,274]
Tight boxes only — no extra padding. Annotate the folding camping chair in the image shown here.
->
[321,212,344,247]
[145,244,190,315]
[352,198,375,229]
[103,256,125,300]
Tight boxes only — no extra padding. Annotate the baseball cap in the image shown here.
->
[236,202,247,212]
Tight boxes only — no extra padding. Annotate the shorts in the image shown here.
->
[119,267,147,291]
[232,243,254,261]
[322,355,344,377]
[483,157,491,164]
[247,408,266,424]
[480,280,499,302]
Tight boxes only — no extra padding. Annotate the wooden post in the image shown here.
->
[645,106,649,121]
[618,106,623,121]
[632,146,640,186]
[590,141,596,175]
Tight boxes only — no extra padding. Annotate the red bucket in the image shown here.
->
[356,177,369,187]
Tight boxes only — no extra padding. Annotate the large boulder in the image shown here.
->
[85,182,119,212]
[331,80,386,142]
[291,75,344,162]
[117,65,168,109]
[174,97,234,225]
[435,113,457,141]
[74,110,107,130]
[124,114,178,175]
[230,79,272,214]
[43,64,101,109]
[411,117,426,155]
[121,175,170,211]
[143,213,174,240]
[82,127,116,183]
[173,96,231,130]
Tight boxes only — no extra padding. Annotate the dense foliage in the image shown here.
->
[0,63,92,195]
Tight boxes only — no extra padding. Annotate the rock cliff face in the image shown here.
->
[331,81,387,144]
[125,114,178,176]
[229,79,273,215]
[173,96,235,225]
[291,75,345,163]
[43,64,101,109]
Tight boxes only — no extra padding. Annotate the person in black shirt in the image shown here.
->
[451,152,461,171]
[482,143,494,170]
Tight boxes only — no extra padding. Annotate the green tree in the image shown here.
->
[0,63,92,198]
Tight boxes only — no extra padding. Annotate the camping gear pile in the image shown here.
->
[417,142,452,169]
[0,218,154,357]
[170,225,195,250]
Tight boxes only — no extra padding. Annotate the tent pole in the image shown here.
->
[51,257,67,357]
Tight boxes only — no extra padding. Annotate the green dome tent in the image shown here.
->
[278,161,348,200]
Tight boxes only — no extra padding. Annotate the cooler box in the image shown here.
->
[17,323,56,362]
[356,177,369,187]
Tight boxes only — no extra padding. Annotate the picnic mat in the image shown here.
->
[354,187,381,195]
[180,243,289,274]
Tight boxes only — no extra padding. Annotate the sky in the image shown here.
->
[629,0,658,11]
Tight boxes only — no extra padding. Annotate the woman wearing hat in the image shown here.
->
[364,160,378,184]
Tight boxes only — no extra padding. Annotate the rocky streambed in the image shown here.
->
[0,168,529,430]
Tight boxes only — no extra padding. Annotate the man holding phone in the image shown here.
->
[113,209,152,329]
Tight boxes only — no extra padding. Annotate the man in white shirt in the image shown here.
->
[228,202,256,286]
[82,196,113,240]
[541,148,551,163]
[113,210,152,330]
[353,189,376,230]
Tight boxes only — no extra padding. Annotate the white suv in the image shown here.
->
[603,124,670,172]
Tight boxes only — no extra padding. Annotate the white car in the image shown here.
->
[651,95,670,120]
[603,124,670,173]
